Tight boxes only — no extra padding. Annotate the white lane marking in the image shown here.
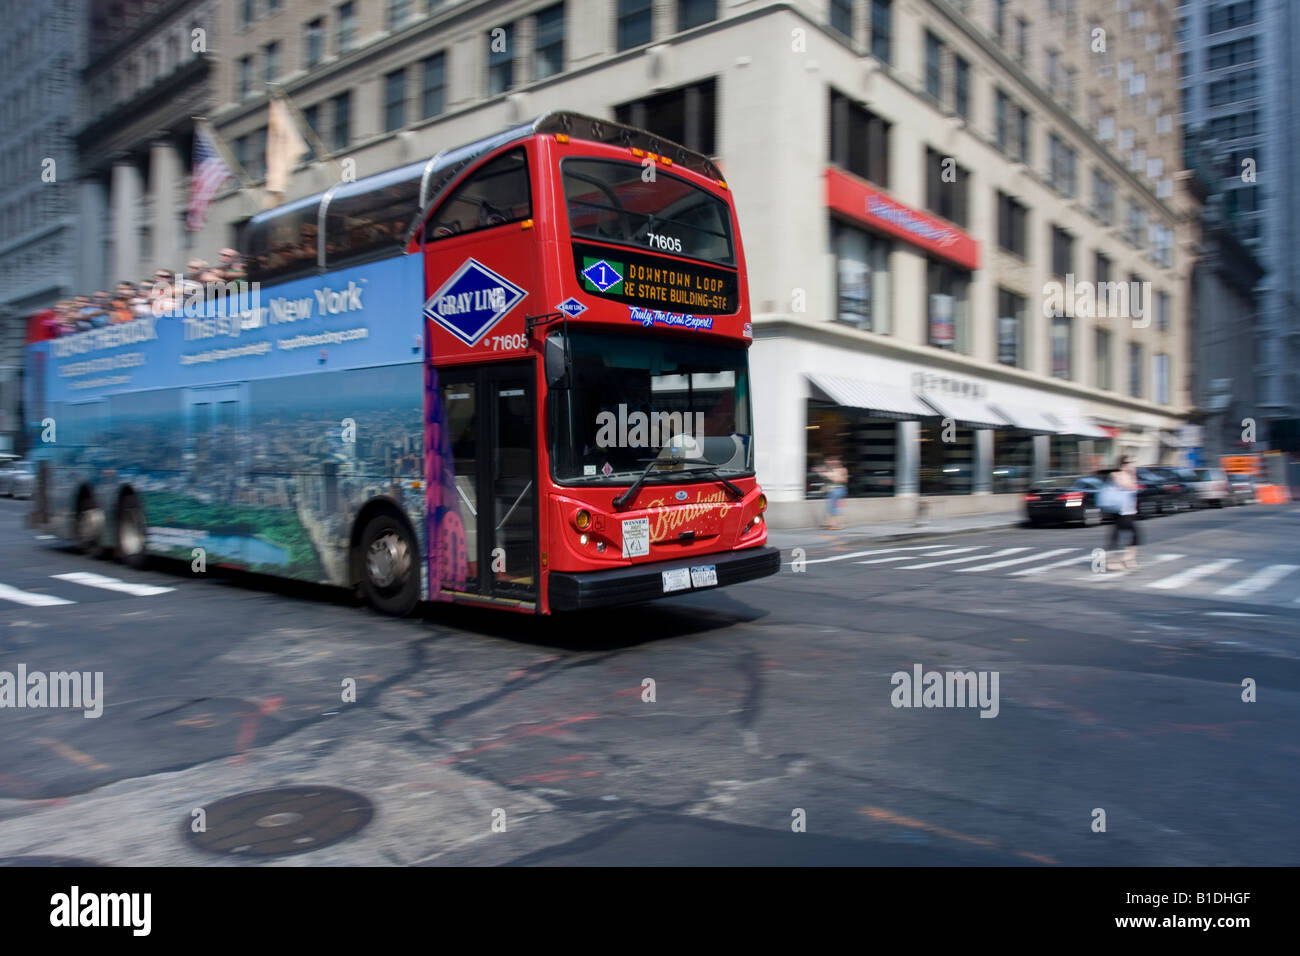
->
[1147,558,1240,591]
[899,547,1029,570]
[0,583,75,606]
[798,545,946,566]
[858,546,979,565]
[1010,552,1092,576]
[1215,564,1299,598]
[35,534,56,540]
[955,548,1078,573]
[51,571,174,596]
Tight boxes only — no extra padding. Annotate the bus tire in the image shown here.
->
[358,513,419,616]
[116,493,149,570]
[75,490,105,558]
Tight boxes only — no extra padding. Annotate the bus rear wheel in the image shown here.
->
[359,514,419,616]
[116,494,148,569]
[75,493,105,558]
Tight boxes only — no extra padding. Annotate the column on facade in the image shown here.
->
[79,177,109,291]
[1032,434,1050,483]
[110,157,143,285]
[973,428,992,493]
[895,420,919,496]
[150,138,183,274]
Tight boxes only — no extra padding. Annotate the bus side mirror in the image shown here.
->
[545,333,571,388]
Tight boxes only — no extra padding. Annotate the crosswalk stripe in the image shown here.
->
[899,547,1029,570]
[1147,558,1240,591]
[51,571,174,597]
[799,545,947,566]
[858,546,978,565]
[956,548,1078,573]
[0,583,75,606]
[1215,564,1299,598]
[1010,552,1092,576]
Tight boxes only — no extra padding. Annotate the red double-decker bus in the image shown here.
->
[26,112,779,615]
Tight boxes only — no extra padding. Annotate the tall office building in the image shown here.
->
[1178,0,1300,449]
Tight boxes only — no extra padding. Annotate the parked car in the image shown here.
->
[1228,472,1258,505]
[1025,474,1109,527]
[1182,467,1234,507]
[0,457,18,497]
[6,461,35,500]
[1140,466,1195,514]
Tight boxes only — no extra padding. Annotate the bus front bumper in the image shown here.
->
[547,546,782,612]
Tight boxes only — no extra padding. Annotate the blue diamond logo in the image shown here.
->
[581,259,622,292]
[556,297,588,318]
[423,258,527,346]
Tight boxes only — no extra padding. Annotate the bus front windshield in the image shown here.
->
[550,330,753,484]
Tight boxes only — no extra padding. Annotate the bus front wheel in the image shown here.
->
[116,494,148,569]
[75,493,105,558]
[359,514,419,616]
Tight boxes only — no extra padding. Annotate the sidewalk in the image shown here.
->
[764,508,1025,551]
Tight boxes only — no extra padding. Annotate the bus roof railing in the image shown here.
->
[241,112,722,284]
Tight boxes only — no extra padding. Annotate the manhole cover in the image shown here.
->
[186,786,373,857]
[0,856,101,866]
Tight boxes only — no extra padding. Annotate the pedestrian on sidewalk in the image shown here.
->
[1103,456,1140,570]
[820,456,848,530]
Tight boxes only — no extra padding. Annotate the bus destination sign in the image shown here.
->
[572,243,737,315]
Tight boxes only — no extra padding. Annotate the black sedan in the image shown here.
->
[1024,474,1109,527]
[1141,466,1197,514]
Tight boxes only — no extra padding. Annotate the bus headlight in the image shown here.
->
[757,493,767,513]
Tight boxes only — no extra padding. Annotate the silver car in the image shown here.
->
[7,461,35,500]
[1184,467,1235,507]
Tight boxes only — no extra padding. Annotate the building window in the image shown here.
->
[993,0,1006,43]
[305,18,324,68]
[1091,168,1114,224]
[337,2,357,54]
[995,89,1009,151]
[996,191,1027,258]
[925,30,943,101]
[1016,106,1030,164]
[832,220,891,335]
[263,41,279,87]
[241,0,255,29]
[534,4,564,80]
[388,0,412,32]
[1094,328,1112,390]
[1153,352,1169,404]
[487,23,515,95]
[617,0,653,51]
[925,148,968,227]
[927,260,970,352]
[678,0,716,31]
[1156,290,1169,332]
[1095,251,1110,286]
[1048,134,1076,197]
[383,68,405,132]
[830,90,889,186]
[615,77,717,156]
[1051,225,1072,278]
[870,0,891,63]
[1129,341,1143,398]
[1127,199,1146,248]
[332,90,351,151]
[1016,16,1027,60]
[1051,314,1072,379]
[1208,0,1258,34]
[421,52,446,119]
[830,0,853,39]
[302,103,320,159]
[238,56,253,99]
[997,288,1025,367]
[954,55,970,120]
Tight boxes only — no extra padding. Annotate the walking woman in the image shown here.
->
[821,456,849,531]
[1105,456,1140,570]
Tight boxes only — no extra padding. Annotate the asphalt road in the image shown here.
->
[0,496,1296,866]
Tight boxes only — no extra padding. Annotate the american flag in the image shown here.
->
[187,126,233,231]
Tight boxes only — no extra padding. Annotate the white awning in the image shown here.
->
[990,404,1061,434]
[1054,411,1111,439]
[916,392,1005,429]
[807,374,935,420]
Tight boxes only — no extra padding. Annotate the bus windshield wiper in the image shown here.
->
[675,466,744,500]
[612,457,680,510]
